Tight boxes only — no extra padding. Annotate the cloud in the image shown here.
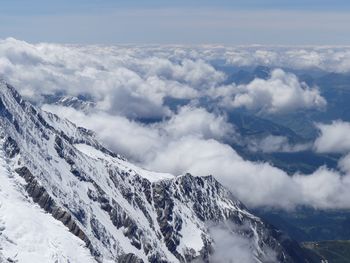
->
[338,153,350,173]
[4,38,350,210]
[247,135,310,153]
[0,38,337,123]
[208,222,272,263]
[135,57,225,89]
[0,38,223,119]
[313,120,350,178]
[314,121,350,154]
[43,103,350,210]
[42,102,350,210]
[42,104,236,163]
[42,104,162,162]
[215,69,326,114]
[144,136,350,209]
[223,47,350,73]
[163,106,235,140]
[314,120,350,153]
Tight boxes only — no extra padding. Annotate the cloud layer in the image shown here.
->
[0,38,332,119]
[3,38,350,210]
[43,103,350,210]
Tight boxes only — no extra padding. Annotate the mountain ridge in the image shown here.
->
[0,79,313,262]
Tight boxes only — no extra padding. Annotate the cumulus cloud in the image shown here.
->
[215,69,326,114]
[314,120,350,178]
[314,120,350,153]
[42,104,235,163]
[163,106,235,140]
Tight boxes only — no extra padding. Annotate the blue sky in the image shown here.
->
[1,0,350,44]
[2,0,350,13]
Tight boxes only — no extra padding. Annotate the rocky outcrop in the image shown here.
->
[118,253,144,263]
[3,137,19,158]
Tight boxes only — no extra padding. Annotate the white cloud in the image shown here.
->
[0,38,338,122]
[42,104,236,163]
[145,136,350,209]
[223,46,350,73]
[42,104,162,162]
[248,135,310,153]
[0,38,223,119]
[314,120,350,153]
[43,102,350,210]
[42,101,350,210]
[163,106,235,140]
[208,222,270,263]
[314,121,350,179]
[216,69,326,114]
[135,57,225,89]
[5,38,350,210]
[338,153,350,173]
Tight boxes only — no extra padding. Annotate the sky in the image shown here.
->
[1,0,350,45]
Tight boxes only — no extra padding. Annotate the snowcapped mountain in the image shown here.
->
[0,79,313,262]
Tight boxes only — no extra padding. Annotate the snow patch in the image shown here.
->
[74,143,174,182]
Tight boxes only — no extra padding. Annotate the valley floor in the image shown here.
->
[302,241,350,263]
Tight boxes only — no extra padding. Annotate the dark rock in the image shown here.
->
[118,253,144,263]
[3,136,20,158]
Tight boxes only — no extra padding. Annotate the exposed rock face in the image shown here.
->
[0,80,315,263]
[119,253,145,263]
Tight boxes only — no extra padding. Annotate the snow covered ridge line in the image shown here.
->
[0,80,313,262]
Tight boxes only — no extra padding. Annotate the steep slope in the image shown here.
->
[0,80,313,262]
[0,142,95,263]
